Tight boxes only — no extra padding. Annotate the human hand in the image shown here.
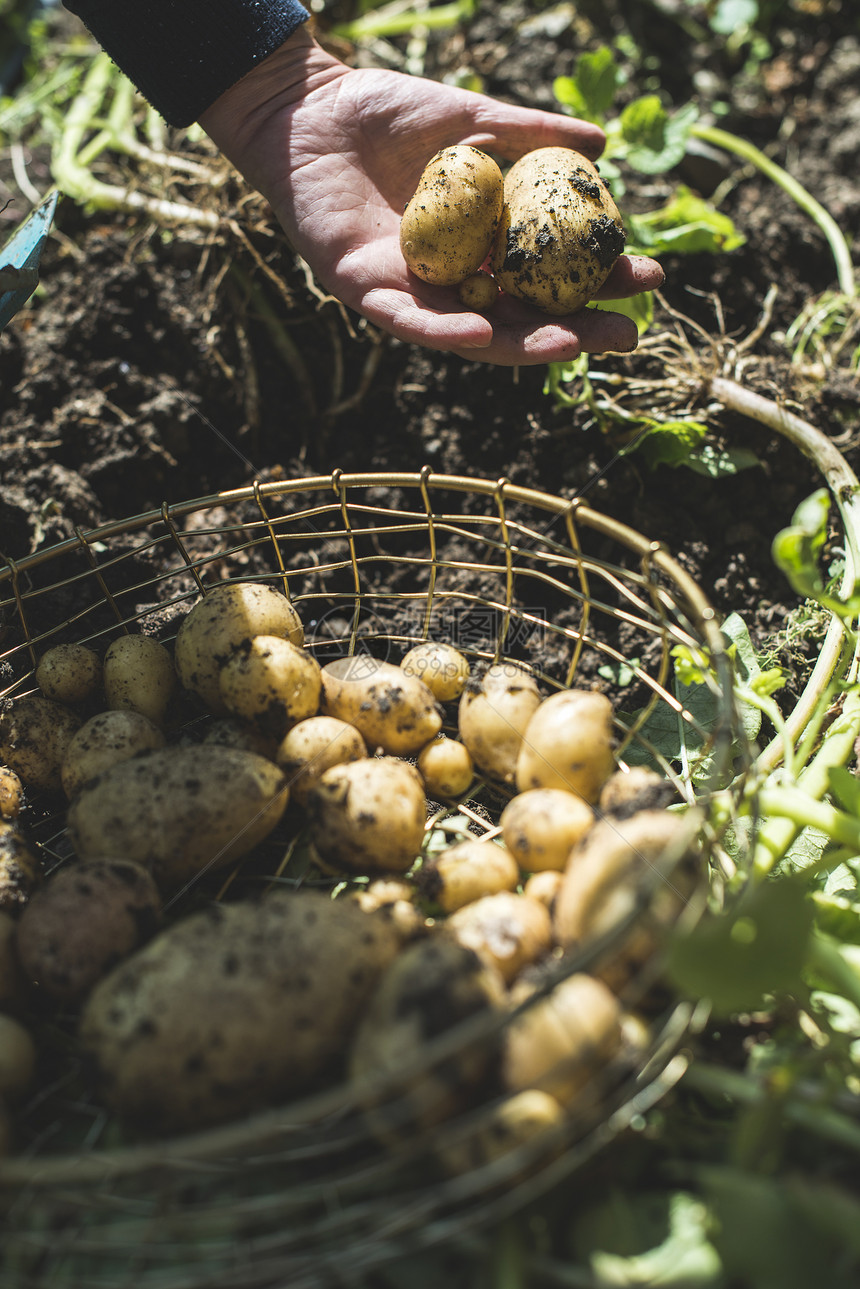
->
[201,28,664,367]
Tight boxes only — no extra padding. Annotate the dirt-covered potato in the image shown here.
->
[417,838,520,914]
[400,641,470,703]
[437,1087,564,1179]
[503,972,622,1104]
[500,788,595,873]
[491,146,625,315]
[416,735,474,800]
[0,695,83,792]
[198,716,278,759]
[515,689,615,803]
[400,145,505,286]
[16,859,161,1003]
[0,766,22,820]
[175,581,304,714]
[321,657,441,756]
[103,635,176,727]
[0,911,27,1013]
[306,756,426,875]
[276,715,367,809]
[598,765,677,818]
[458,663,541,785]
[35,643,102,705]
[553,808,703,989]
[0,824,41,912]
[457,270,499,311]
[0,1013,36,1101]
[522,868,564,911]
[218,635,322,740]
[349,936,506,1141]
[79,888,403,1132]
[60,709,166,799]
[67,745,288,889]
[347,879,426,941]
[446,891,553,984]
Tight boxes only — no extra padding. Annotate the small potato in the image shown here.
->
[276,715,367,809]
[503,972,622,1104]
[599,765,676,819]
[67,745,288,890]
[458,271,499,312]
[400,145,504,286]
[492,146,625,315]
[0,1013,36,1100]
[500,788,594,873]
[219,635,322,740]
[417,838,520,914]
[458,663,541,784]
[61,709,166,799]
[515,689,615,803]
[437,1087,564,1179]
[35,643,102,705]
[0,824,42,912]
[347,879,426,941]
[16,859,161,1003]
[401,642,470,703]
[417,735,474,800]
[553,808,703,990]
[0,911,28,1012]
[80,888,403,1132]
[0,766,23,820]
[446,891,553,984]
[307,757,426,875]
[350,936,506,1141]
[175,581,304,714]
[104,635,176,727]
[523,868,564,912]
[199,716,278,760]
[321,657,441,756]
[0,695,83,792]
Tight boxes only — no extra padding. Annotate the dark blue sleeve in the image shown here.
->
[63,0,310,127]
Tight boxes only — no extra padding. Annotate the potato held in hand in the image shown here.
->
[492,146,625,315]
[400,145,504,286]
[67,745,288,889]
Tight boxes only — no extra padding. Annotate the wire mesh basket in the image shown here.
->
[0,469,746,1288]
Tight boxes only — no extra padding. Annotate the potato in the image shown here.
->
[276,715,367,809]
[457,270,499,311]
[16,859,161,1003]
[522,868,564,912]
[218,635,322,741]
[67,745,288,890]
[553,808,703,990]
[0,695,82,792]
[400,145,504,286]
[349,936,506,1141]
[598,765,676,819]
[60,709,166,799]
[446,891,553,984]
[104,635,176,727]
[500,788,594,873]
[401,641,470,703]
[175,581,304,713]
[458,663,541,784]
[198,716,278,760]
[417,838,520,914]
[437,1087,564,1179]
[503,972,622,1104]
[35,643,102,705]
[0,823,41,912]
[79,888,403,1132]
[306,756,426,875]
[416,735,474,800]
[0,1012,36,1101]
[491,146,625,315]
[321,657,441,756]
[515,689,615,803]
[347,879,426,941]
[0,766,23,820]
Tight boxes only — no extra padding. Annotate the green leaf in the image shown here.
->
[589,290,654,333]
[771,488,860,618]
[828,765,860,816]
[553,46,621,124]
[621,98,698,174]
[681,443,761,478]
[637,419,708,469]
[710,0,759,35]
[627,187,746,256]
[667,877,813,1015]
[572,1191,724,1286]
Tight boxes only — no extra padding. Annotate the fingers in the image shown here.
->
[456,98,607,163]
[593,255,665,299]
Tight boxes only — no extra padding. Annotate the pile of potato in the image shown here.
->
[0,581,700,1172]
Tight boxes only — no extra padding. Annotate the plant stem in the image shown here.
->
[692,123,856,298]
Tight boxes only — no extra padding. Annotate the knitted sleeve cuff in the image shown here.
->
[63,0,311,127]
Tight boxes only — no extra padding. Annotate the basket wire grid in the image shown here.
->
[0,470,746,1288]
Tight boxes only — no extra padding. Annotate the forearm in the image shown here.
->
[62,0,311,126]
